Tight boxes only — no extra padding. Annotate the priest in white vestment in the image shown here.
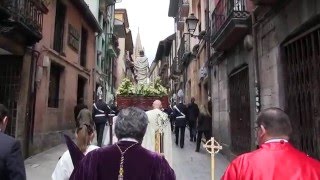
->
[142,100,173,166]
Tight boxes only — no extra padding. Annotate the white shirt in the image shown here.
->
[51,145,99,180]
[264,139,288,144]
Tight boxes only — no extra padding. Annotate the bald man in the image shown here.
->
[222,108,320,180]
[142,100,173,166]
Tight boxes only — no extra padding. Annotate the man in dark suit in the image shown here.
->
[173,98,187,148]
[0,104,26,180]
[187,97,199,142]
[93,96,110,147]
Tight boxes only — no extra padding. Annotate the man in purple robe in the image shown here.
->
[69,107,176,180]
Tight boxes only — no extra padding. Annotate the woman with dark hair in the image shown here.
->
[52,117,99,180]
[195,105,212,152]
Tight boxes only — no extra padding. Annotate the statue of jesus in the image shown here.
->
[134,50,149,84]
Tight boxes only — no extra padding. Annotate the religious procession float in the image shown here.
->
[116,78,169,111]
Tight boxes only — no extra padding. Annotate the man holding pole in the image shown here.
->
[142,100,173,166]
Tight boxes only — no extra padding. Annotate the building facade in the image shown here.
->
[167,0,320,161]
[30,0,101,155]
[0,0,48,157]
[114,9,134,89]
[210,0,320,161]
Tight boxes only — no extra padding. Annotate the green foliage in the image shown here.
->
[116,78,135,95]
[117,77,167,96]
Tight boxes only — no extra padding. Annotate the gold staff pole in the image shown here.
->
[155,114,166,154]
[203,137,223,180]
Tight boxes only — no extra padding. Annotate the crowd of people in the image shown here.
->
[0,93,320,179]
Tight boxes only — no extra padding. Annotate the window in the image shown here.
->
[48,63,62,108]
[80,27,88,67]
[53,0,66,53]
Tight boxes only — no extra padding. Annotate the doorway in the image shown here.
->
[229,65,251,155]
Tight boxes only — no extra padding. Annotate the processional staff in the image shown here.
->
[155,113,168,154]
[203,137,223,180]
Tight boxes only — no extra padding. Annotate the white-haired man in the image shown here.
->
[142,100,173,166]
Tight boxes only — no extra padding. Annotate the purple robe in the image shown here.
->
[69,141,176,180]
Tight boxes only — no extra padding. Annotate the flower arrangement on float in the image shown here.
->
[116,78,169,110]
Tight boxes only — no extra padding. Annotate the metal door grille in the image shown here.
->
[284,26,320,159]
[0,57,22,137]
[229,66,251,155]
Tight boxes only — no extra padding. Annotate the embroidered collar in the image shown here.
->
[119,138,139,143]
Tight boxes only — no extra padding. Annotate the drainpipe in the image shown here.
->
[26,46,40,157]
[206,0,210,98]
[251,11,261,114]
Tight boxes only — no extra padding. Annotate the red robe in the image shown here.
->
[222,142,320,180]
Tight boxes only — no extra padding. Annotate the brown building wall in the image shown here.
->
[30,0,97,154]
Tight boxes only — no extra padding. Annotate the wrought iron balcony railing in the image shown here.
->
[0,0,48,42]
[211,0,250,50]
[212,0,247,34]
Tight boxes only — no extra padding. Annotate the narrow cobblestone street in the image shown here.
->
[25,131,229,180]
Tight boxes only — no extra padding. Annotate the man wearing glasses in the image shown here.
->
[222,107,320,179]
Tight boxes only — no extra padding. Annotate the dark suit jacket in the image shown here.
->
[173,103,188,127]
[0,132,26,180]
[92,100,110,124]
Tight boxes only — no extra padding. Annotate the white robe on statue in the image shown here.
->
[142,109,173,166]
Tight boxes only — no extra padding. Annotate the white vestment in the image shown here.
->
[102,116,118,146]
[51,145,99,180]
[142,109,173,166]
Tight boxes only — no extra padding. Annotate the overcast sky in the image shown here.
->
[116,0,174,65]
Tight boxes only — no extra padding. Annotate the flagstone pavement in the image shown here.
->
[25,131,229,180]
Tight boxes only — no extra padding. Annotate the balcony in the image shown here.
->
[179,0,189,17]
[177,19,184,32]
[159,58,169,76]
[211,0,251,51]
[251,0,279,5]
[0,0,48,45]
[170,57,182,78]
[107,34,120,58]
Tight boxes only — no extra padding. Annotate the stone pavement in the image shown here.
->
[25,131,229,180]
[172,130,229,180]
[25,144,67,180]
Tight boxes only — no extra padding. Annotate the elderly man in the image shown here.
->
[222,108,320,179]
[70,107,175,180]
[0,104,26,180]
[142,100,173,166]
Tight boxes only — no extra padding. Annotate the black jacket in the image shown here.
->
[173,103,187,127]
[92,100,110,124]
[197,113,212,131]
[0,133,26,180]
[187,103,199,122]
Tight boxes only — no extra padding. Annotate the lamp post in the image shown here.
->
[185,13,209,41]
[185,13,199,34]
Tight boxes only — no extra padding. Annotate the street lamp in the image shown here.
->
[185,13,208,40]
[185,13,199,34]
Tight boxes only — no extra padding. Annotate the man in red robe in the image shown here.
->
[69,107,176,180]
[222,107,320,180]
